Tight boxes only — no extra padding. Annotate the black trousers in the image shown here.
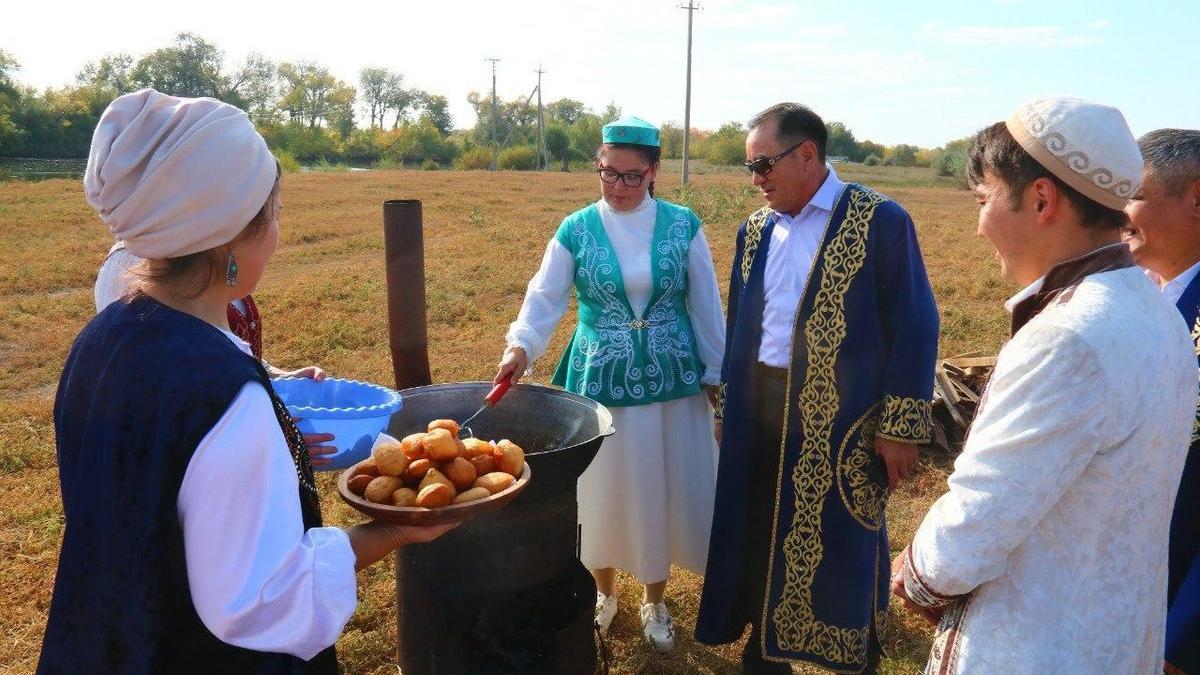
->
[737,363,881,675]
[738,364,791,674]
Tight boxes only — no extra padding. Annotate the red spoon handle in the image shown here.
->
[486,379,512,406]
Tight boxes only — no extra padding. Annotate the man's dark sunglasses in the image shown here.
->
[744,142,804,177]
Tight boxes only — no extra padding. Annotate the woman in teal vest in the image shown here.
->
[494,117,725,653]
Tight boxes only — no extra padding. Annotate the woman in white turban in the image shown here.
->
[37,89,453,675]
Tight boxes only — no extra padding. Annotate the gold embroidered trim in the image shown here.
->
[1190,318,1199,444]
[740,207,772,285]
[878,394,933,444]
[713,381,727,421]
[764,185,881,666]
[836,404,887,531]
[1190,316,1200,357]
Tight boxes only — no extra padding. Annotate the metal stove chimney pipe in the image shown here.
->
[383,199,432,390]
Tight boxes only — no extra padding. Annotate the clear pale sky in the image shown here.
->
[3,0,1196,147]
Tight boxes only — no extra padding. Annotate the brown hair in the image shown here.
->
[967,122,1127,230]
[133,167,282,299]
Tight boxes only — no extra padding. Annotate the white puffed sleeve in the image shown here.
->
[177,382,357,660]
[504,237,576,364]
[686,228,726,385]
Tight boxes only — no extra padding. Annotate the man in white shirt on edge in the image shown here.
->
[892,97,1197,674]
[1124,128,1200,675]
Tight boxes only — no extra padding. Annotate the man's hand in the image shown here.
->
[713,421,722,444]
[301,431,337,467]
[875,437,918,491]
[890,545,943,625]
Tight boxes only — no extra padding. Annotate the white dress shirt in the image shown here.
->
[176,329,357,660]
[1159,258,1200,307]
[505,194,726,384]
[758,165,845,368]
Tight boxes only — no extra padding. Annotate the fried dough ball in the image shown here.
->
[452,487,491,504]
[390,487,418,507]
[460,437,492,459]
[403,458,433,487]
[443,457,478,491]
[399,433,427,460]
[352,456,381,479]
[423,428,459,461]
[372,439,410,477]
[416,483,454,507]
[419,467,456,494]
[473,472,516,495]
[427,419,461,437]
[469,454,496,475]
[364,476,404,504]
[347,474,374,496]
[493,439,525,476]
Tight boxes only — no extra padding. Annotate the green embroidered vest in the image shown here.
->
[551,199,704,407]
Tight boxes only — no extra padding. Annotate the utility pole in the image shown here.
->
[486,58,500,170]
[535,65,547,170]
[679,1,699,185]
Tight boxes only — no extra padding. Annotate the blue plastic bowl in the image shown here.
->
[271,377,403,471]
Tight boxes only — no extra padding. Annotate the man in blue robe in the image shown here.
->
[1123,127,1200,675]
[695,102,939,673]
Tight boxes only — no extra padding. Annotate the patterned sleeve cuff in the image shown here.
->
[877,394,932,444]
[902,544,962,609]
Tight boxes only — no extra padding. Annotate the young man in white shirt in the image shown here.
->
[892,97,1196,674]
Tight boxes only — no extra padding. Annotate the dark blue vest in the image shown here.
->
[38,295,335,675]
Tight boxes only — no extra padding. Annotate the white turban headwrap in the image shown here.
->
[84,88,277,259]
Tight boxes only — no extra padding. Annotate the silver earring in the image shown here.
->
[225,253,239,287]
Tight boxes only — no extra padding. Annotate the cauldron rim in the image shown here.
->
[394,381,615,455]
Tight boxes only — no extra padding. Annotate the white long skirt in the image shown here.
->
[577,392,719,583]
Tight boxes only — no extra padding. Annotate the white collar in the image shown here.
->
[1160,258,1200,296]
[600,193,655,215]
[219,327,253,357]
[773,163,843,220]
[1004,276,1045,314]
[1002,242,1129,313]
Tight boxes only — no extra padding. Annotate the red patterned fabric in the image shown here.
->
[227,295,263,360]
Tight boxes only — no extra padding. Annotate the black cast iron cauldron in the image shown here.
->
[388,382,614,674]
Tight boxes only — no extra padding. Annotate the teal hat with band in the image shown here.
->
[602,116,660,147]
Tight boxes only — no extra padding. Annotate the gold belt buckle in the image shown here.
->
[630,318,649,330]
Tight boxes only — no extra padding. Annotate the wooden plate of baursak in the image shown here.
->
[337,419,530,525]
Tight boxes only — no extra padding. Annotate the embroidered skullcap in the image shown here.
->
[1005,95,1142,210]
[84,88,277,259]
[602,116,660,147]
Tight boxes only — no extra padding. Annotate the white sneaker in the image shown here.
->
[595,592,618,634]
[639,601,675,653]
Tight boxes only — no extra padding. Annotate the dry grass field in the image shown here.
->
[0,165,1013,674]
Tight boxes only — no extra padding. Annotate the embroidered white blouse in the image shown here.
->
[505,195,726,384]
[176,329,357,660]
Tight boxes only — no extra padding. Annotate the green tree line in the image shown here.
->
[0,32,968,179]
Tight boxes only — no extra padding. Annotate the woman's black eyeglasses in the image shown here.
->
[598,166,649,188]
[744,142,804,177]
